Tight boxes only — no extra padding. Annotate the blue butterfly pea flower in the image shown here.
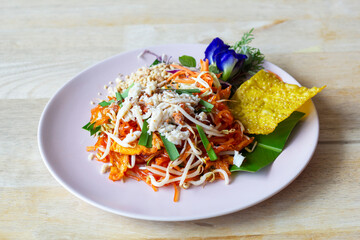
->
[204,38,229,65]
[204,37,247,81]
[215,49,247,81]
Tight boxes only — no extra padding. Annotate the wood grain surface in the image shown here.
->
[1,0,359,239]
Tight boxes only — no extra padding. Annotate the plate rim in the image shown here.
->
[38,44,319,221]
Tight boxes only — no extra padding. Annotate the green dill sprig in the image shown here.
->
[230,28,265,75]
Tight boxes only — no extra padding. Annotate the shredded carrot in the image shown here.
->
[170,64,197,75]
[173,183,180,202]
[86,146,96,151]
[167,70,184,81]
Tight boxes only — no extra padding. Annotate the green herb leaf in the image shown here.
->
[121,83,134,99]
[230,111,305,172]
[82,122,101,136]
[138,120,153,148]
[179,55,196,68]
[175,89,201,94]
[99,99,115,107]
[115,92,123,101]
[150,59,161,67]
[230,28,265,75]
[209,64,220,74]
[90,125,101,136]
[199,99,214,110]
[82,122,92,130]
[196,125,218,161]
[160,135,180,161]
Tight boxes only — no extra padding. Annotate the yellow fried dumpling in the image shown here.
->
[229,70,325,134]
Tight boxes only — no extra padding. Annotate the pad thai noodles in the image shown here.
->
[84,59,254,201]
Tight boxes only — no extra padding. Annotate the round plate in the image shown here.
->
[38,44,319,221]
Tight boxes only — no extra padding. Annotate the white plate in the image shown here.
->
[38,44,319,221]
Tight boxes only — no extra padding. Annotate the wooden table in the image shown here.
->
[1,1,359,239]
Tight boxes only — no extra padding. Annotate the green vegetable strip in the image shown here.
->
[82,122,92,130]
[175,89,201,94]
[82,122,101,136]
[146,132,153,148]
[199,108,212,113]
[196,125,218,161]
[199,99,214,109]
[90,125,101,136]
[121,83,134,99]
[138,120,152,148]
[160,135,180,161]
[99,99,115,107]
[115,92,123,101]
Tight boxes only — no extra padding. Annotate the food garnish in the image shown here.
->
[230,69,326,134]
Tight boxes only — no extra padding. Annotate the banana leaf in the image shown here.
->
[230,111,305,172]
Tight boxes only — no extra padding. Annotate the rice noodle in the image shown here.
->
[189,159,203,169]
[103,131,135,148]
[175,105,220,132]
[213,169,230,185]
[149,164,182,176]
[171,157,184,167]
[128,155,136,168]
[113,101,132,135]
[188,172,215,186]
[235,120,245,132]
[179,140,187,156]
[187,139,202,156]
[148,164,204,187]
[191,72,211,90]
[148,164,171,187]
[179,154,195,186]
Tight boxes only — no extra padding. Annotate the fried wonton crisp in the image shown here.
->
[230,70,325,134]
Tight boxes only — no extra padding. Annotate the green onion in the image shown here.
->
[115,92,123,101]
[196,108,212,113]
[199,99,214,109]
[160,135,180,161]
[82,122,92,130]
[82,122,101,136]
[138,120,153,148]
[90,125,101,136]
[196,125,218,161]
[121,83,134,99]
[99,99,115,107]
[175,89,201,94]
